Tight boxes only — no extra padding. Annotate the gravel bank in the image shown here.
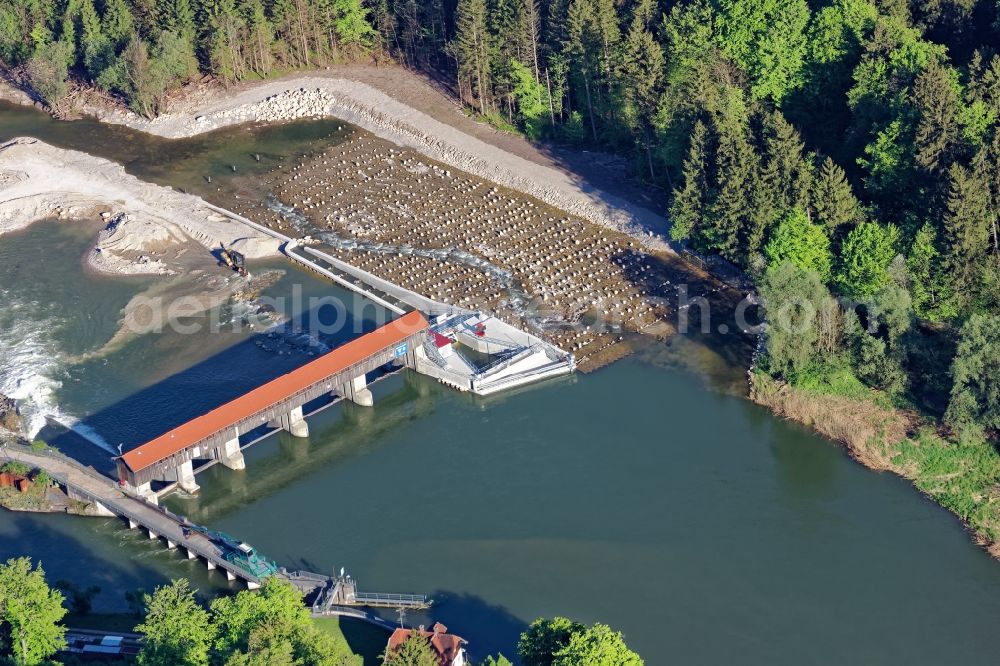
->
[86,77,670,251]
[0,138,281,275]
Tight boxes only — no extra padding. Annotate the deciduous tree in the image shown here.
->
[765,209,833,280]
[836,222,901,298]
[135,579,215,666]
[0,558,67,666]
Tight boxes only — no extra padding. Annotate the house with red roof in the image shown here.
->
[384,623,468,666]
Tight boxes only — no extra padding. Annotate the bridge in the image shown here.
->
[1,445,273,588]
[0,444,431,610]
[114,311,429,500]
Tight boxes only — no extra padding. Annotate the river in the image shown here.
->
[2,102,1000,664]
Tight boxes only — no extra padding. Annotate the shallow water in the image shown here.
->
[0,103,999,663]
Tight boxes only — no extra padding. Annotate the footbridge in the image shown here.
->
[0,444,431,608]
[114,311,429,499]
[0,445,272,588]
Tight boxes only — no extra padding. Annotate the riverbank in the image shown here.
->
[0,138,281,276]
[1,66,668,251]
[751,371,1000,560]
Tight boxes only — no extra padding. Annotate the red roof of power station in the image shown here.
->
[120,311,428,474]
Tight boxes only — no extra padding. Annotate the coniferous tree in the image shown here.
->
[812,157,862,232]
[669,120,710,245]
[941,161,992,311]
[759,110,813,224]
[101,0,135,49]
[912,60,962,176]
[565,0,601,140]
[708,119,757,264]
[455,0,491,114]
[945,313,1000,436]
[617,0,664,178]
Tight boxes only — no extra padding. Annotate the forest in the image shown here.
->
[0,1,998,486]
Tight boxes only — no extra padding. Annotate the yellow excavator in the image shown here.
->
[219,244,249,277]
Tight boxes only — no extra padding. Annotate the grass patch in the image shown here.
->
[894,430,1000,541]
[313,617,390,666]
[0,484,51,512]
[790,360,881,403]
[475,110,521,135]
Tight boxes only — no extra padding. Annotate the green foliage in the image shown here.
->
[552,623,643,666]
[788,357,873,402]
[858,119,913,200]
[765,210,833,280]
[509,59,549,139]
[481,656,514,666]
[382,631,438,666]
[518,617,642,666]
[714,0,811,101]
[25,40,72,108]
[2,0,381,115]
[894,429,1000,541]
[945,314,1000,437]
[850,321,908,397]
[518,617,584,666]
[99,31,196,118]
[759,262,839,379]
[135,579,215,666]
[835,222,901,298]
[907,222,955,321]
[211,577,359,665]
[331,0,379,58]
[0,461,30,476]
[0,557,67,666]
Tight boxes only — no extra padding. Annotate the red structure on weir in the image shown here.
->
[116,311,429,499]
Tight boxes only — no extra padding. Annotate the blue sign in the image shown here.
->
[394,343,408,358]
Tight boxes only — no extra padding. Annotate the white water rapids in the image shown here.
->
[0,289,116,454]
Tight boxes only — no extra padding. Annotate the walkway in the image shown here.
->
[0,445,264,586]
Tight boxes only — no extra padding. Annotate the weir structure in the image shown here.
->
[114,311,428,500]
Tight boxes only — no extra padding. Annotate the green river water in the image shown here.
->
[2,102,1000,664]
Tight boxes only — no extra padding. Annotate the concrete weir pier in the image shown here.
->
[113,204,576,501]
[115,311,428,499]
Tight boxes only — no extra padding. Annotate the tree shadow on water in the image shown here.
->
[0,512,227,615]
[425,591,529,664]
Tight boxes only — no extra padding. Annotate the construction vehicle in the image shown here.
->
[219,244,249,277]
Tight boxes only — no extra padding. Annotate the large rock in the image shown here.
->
[0,393,19,432]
